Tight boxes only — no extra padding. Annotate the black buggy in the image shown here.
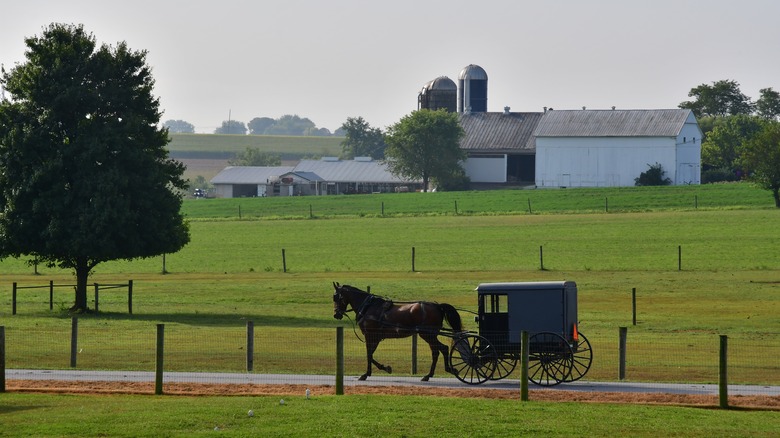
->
[449,281,593,386]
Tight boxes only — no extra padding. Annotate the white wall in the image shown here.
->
[535,137,679,187]
[464,155,507,183]
[213,184,233,198]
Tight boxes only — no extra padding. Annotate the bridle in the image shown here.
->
[333,289,354,319]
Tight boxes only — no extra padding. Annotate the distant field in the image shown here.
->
[167,133,343,159]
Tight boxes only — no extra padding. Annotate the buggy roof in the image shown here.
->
[476,281,576,294]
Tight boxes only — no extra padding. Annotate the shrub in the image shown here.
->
[702,167,740,184]
[635,163,672,186]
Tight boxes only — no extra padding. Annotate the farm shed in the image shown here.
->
[534,109,702,188]
[459,110,542,185]
[210,157,422,198]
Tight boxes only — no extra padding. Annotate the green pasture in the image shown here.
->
[181,182,776,219]
[167,133,342,159]
[1,392,777,438]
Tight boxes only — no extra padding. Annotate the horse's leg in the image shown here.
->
[360,338,379,380]
[419,333,449,381]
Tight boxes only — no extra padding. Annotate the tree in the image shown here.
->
[264,114,315,136]
[163,119,195,133]
[227,147,282,166]
[340,117,386,159]
[215,120,247,134]
[679,79,753,118]
[634,163,672,186]
[756,88,780,120]
[701,115,766,172]
[384,109,466,192]
[0,23,190,312]
[740,121,780,207]
[247,117,275,135]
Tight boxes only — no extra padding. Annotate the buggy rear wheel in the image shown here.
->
[563,331,592,382]
[450,334,497,385]
[528,332,573,386]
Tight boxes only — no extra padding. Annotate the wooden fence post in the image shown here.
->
[0,326,5,393]
[719,335,728,409]
[49,280,54,310]
[632,288,637,326]
[411,247,416,272]
[539,246,545,271]
[12,282,16,315]
[94,283,100,313]
[520,330,529,401]
[155,324,165,395]
[336,327,344,395]
[678,245,682,271]
[619,327,627,380]
[282,249,287,273]
[128,280,133,315]
[411,334,418,375]
[246,321,254,372]
[70,317,78,368]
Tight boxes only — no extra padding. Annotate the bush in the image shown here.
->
[635,163,672,186]
[702,167,740,184]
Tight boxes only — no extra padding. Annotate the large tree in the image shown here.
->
[247,117,275,135]
[740,120,780,207]
[384,109,466,192]
[163,119,195,133]
[679,79,754,118]
[701,115,766,172]
[756,87,780,120]
[0,23,190,311]
[340,116,386,159]
[215,120,247,135]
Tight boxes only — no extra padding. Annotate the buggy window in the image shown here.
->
[481,293,507,314]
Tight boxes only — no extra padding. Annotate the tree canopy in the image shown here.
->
[163,119,195,133]
[740,120,780,207]
[227,147,282,166]
[384,109,466,192]
[756,88,780,120]
[0,23,190,311]
[215,120,247,135]
[247,117,275,135]
[679,79,754,118]
[340,116,386,159]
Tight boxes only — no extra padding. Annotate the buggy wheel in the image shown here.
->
[563,331,592,382]
[449,334,497,385]
[528,332,573,386]
[490,354,518,380]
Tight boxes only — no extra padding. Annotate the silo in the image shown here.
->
[458,64,488,113]
[418,76,457,112]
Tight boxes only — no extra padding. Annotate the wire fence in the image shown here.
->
[2,320,778,401]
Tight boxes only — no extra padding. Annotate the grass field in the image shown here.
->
[2,184,779,435]
[167,133,342,159]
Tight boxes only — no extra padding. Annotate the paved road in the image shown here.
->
[7,369,779,397]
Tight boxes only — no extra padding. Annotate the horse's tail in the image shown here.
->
[439,303,463,332]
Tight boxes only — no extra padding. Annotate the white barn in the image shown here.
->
[534,109,702,188]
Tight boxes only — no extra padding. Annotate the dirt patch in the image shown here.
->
[6,380,778,410]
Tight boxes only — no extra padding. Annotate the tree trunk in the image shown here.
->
[71,258,91,312]
[774,187,780,208]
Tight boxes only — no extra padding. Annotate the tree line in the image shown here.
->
[163,115,344,137]
[678,79,780,206]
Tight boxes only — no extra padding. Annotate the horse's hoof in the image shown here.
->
[385,366,393,374]
[358,375,368,381]
[421,376,430,382]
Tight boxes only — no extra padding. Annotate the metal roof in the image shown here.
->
[294,159,417,183]
[211,166,295,184]
[459,112,542,153]
[459,64,488,80]
[211,160,419,185]
[534,109,695,137]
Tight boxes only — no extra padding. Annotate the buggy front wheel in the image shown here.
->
[449,334,497,385]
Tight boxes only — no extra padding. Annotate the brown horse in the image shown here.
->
[332,282,463,381]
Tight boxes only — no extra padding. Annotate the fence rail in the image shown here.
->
[11,281,133,315]
[1,322,777,405]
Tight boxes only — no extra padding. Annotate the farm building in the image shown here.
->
[420,65,703,188]
[210,157,422,198]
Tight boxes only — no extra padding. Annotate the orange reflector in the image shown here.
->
[573,323,579,341]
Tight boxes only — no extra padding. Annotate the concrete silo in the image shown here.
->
[458,64,488,113]
[418,76,457,112]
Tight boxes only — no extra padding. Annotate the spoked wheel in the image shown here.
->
[563,331,592,382]
[490,354,518,381]
[450,334,497,385]
[528,332,573,386]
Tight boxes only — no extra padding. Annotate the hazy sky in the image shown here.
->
[2,1,779,133]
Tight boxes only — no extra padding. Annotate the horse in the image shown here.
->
[332,282,463,381]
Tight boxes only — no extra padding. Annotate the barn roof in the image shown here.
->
[459,112,542,153]
[294,158,415,183]
[534,109,696,137]
[211,166,295,184]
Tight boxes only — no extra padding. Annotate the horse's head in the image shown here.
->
[332,282,348,320]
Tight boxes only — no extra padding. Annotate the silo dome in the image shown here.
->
[458,64,488,113]
[418,76,457,112]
